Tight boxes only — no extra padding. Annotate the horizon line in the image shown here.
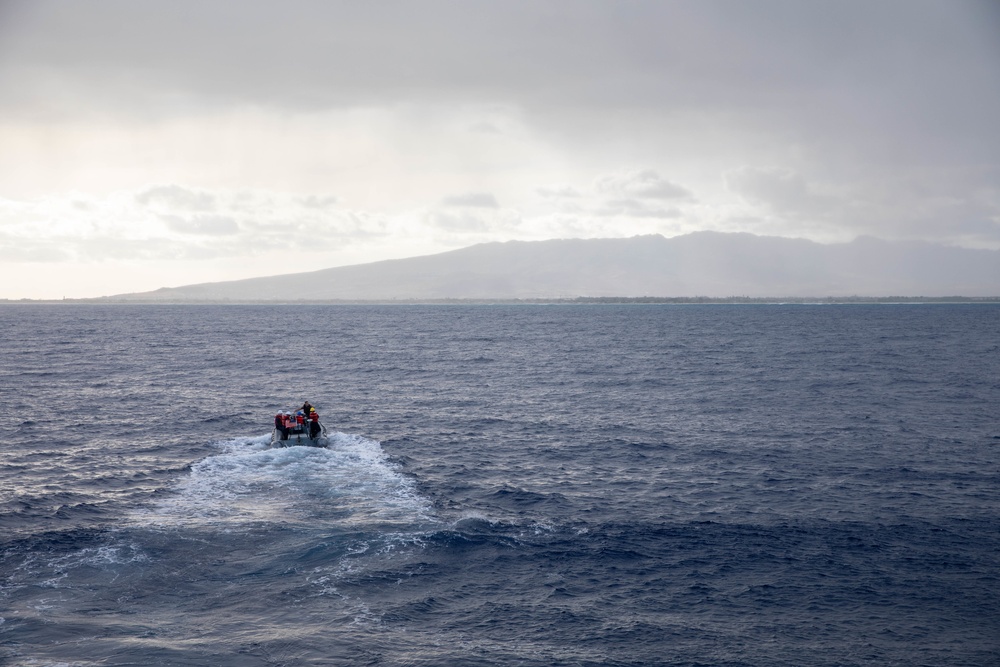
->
[5,296,1000,306]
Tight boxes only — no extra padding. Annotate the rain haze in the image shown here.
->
[1,0,999,299]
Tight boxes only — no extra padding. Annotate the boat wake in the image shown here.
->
[128,432,436,530]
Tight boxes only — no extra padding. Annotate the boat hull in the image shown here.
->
[270,422,329,448]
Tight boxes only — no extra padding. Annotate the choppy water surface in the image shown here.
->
[1,304,998,666]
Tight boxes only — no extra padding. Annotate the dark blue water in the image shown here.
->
[1,304,998,666]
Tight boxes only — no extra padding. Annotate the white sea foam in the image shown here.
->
[129,432,435,529]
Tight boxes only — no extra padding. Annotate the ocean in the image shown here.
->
[1,304,998,666]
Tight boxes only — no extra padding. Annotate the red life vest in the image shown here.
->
[296,413,305,425]
[309,411,319,422]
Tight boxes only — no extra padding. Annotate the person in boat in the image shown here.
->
[301,401,313,415]
[308,407,321,438]
[274,411,289,440]
[295,410,306,432]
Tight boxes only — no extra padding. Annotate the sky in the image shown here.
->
[1,0,998,299]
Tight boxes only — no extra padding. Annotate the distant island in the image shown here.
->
[6,232,1000,303]
[6,296,999,305]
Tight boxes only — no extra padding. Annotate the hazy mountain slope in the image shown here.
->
[108,232,1000,300]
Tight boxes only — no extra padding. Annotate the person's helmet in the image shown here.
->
[309,408,315,412]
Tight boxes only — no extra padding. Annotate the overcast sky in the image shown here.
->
[1,0,998,298]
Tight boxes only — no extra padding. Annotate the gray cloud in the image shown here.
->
[162,214,239,236]
[0,233,73,262]
[3,2,997,183]
[725,165,1000,247]
[724,167,827,213]
[136,185,216,211]
[596,199,682,219]
[595,170,692,200]
[468,121,503,135]
[441,193,499,208]
[428,211,491,232]
[0,232,208,263]
[299,195,339,209]
[537,185,582,199]
[4,2,995,122]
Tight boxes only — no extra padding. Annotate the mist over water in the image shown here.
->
[1,304,999,666]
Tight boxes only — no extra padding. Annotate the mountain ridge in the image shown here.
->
[103,231,1000,301]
